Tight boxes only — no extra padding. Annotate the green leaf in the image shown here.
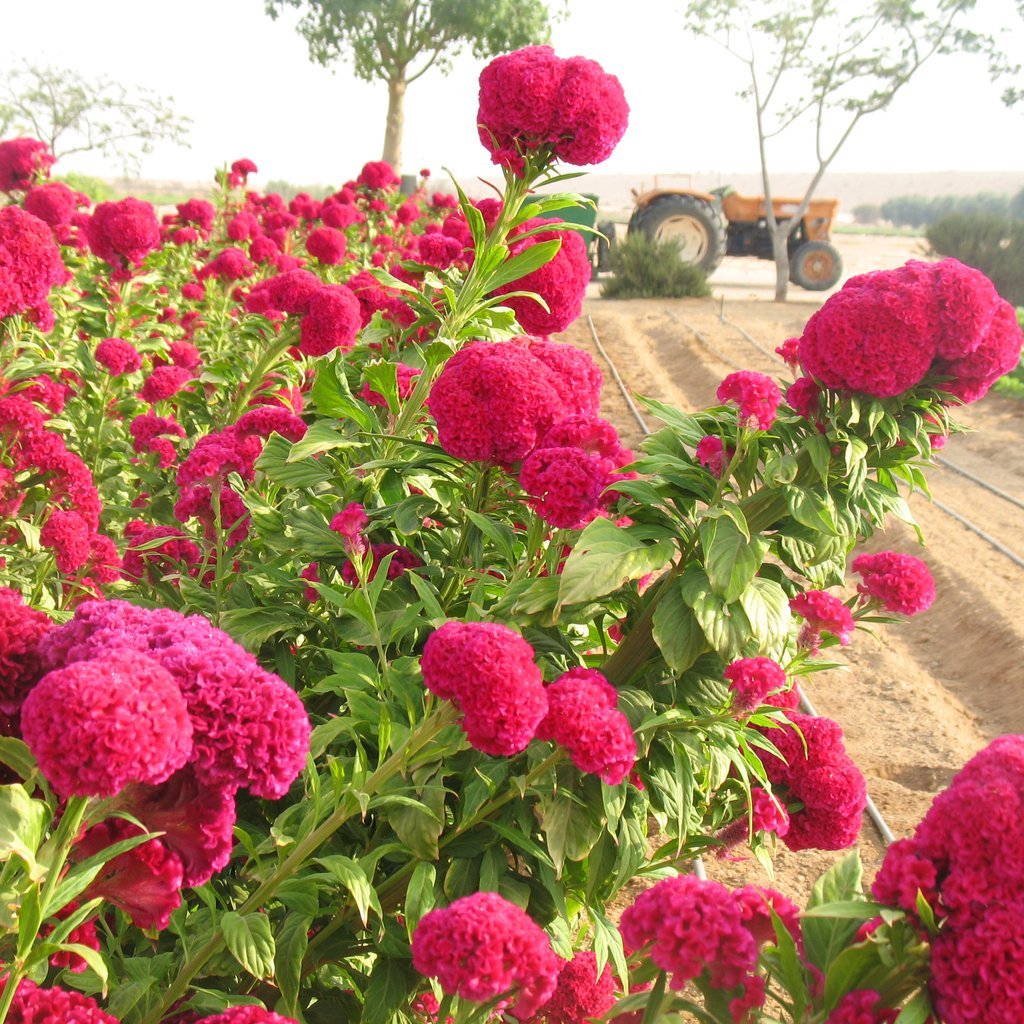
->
[316,855,380,926]
[404,862,437,932]
[557,518,674,608]
[738,576,793,659]
[0,739,37,782]
[803,853,867,971]
[678,568,753,661]
[285,419,355,461]
[221,911,276,979]
[894,991,934,1024]
[360,957,418,1024]
[651,582,708,673]
[484,238,562,291]
[700,509,767,603]
[257,436,332,487]
[274,912,311,1017]
[0,784,48,878]
[823,940,886,1011]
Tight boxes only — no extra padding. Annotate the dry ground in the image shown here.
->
[562,234,1024,899]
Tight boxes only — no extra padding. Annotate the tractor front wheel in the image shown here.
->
[629,195,726,275]
[789,241,843,291]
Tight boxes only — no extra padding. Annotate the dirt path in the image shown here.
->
[562,271,1024,899]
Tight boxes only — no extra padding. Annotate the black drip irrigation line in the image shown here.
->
[585,311,898,859]
[713,309,1024,573]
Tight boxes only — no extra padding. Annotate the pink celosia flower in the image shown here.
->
[235,405,307,442]
[176,198,215,232]
[494,219,591,335]
[420,620,547,756]
[620,874,758,991]
[775,337,800,370]
[757,711,866,851]
[24,181,80,229]
[40,508,92,573]
[695,435,733,477]
[733,884,801,948]
[427,341,567,464]
[851,550,935,615]
[477,46,629,169]
[789,590,855,652]
[0,978,118,1024]
[0,138,55,191]
[140,365,194,403]
[724,657,787,715]
[330,502,369,543]
[717,371,782,430]
[306,225,348,264]
[87,197,161,267]
[95,336,142,375]
[786,376,822,421]
[131,413,187,468]
[22,650,192,797]
[245,269,320,317]
[715,789,790,855]
[74,817,184,930]
[534,668,636,784]
[357,160,400,191]
[826,989,899,1023]
[528,340,604,418]
[533,950,615,1024]
[0,588,52,715]
[519,445,610,529]
[411,891,561,1019]
[195,1007,299,1024]
[197,246,254,282]
[341,542,424,585]
[298,284,361,356]
[0,206,67,324]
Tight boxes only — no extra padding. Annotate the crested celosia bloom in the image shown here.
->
[789,590,855,652]
[695,435,733,477]
[519,445,610,529]
[532,950,615,1024]
[37,600,310,799]
[717,371,782,430]
[724,657,787,715]
[122,520,202,583]
[176,428,261,488]
[775,337,800,370]
[74,817,184,930]
[0,979,118,1024]
[330,501,369,545]
[733,884,801,948]
[428,341,568,464]
[786,376,822,421]
[0,588,52,715]
[798,258,1023,402]
[195,1008,299,1024]
[0,205,68,324]
[715,788,790,854]
[528,340,604,418]
[494,219,591,335]
[826,989,898,1024]
[24,181,80,231]
[167,339,202,369]
[477,46,629,170]
[130,413,187,468]
[411,891,561,1019]
[758,711,866,851]
[929,903,1024,1024]
[95,336,142,376]
[535,668,635,784]
[851,550,935,615]
[176,198,215,232]
[620,875,759,993]
[197,246,255,282]
[0,138,55,191]
[140,364,195,403]
[235,405,307,442]
[113,765,236,888]
[87,196,161,267]
[306,225,348,264]
[175,484,250,546]
[39,508,92,573]
[20,650,193,797]
[420,620,547,756]
[357,160,399,191]
[298,283,362,356]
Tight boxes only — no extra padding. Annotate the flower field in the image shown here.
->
[1,43,1024,1024]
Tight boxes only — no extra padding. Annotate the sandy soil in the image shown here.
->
[564,233,1024,900]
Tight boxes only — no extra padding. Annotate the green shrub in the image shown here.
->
[927,213,1024,306]
[993,307,1024,398]
[55,172,118,203]
[601,232,711,299]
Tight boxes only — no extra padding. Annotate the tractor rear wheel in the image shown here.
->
[630,195,726,275]
[789,241,843,291]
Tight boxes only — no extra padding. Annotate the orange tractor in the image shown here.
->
[624,186,844,290]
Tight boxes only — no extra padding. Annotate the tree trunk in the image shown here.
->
[772,222,791,302]
[382,77,407,171]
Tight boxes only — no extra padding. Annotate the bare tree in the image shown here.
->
[0,62,191,175]
[686,0,992,300]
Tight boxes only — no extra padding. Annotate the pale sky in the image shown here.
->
[2,0,1022,188]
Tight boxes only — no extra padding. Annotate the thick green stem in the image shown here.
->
[229,329,298,422]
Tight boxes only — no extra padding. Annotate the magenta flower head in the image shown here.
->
[620,875,759,993]
[0,206,68,324]
[0,587,53,716]
[532,950,615,1024]
[87,196,161,267]
[298,284,361,357]
[851,550,935,615]
[724,657,787,715]
[21,650,193,798]
[0,978,119,1024]
[95,337,142,376]
[411,891,561,1019]
[789,590,855,653]
[717,370,782,430]
[534,668,636,784]
[195,1006,299,1024]
[695,435,732,477]
[477,46,629,171]
[420,620,547,756]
